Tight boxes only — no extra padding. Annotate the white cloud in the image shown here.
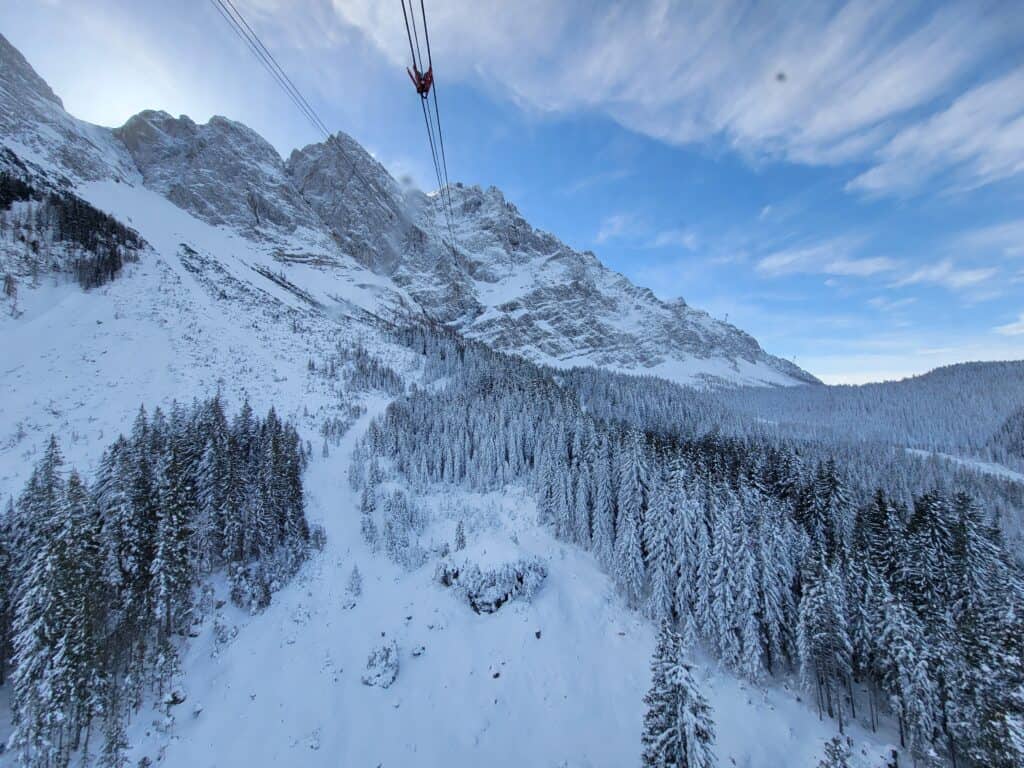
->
[306,1,1015,191]
[649,229,698,250]
[868,296,917,312]
[756,238,897,277]
[560,169,631,195]
[995,312,1024,336]
[594,213,634,244]
[893,258,997,291]
[849,67,1024,196]
[956,219,1024,258]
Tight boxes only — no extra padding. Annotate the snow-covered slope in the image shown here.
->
[0,32,815,388]
[120,405,891,768]
[0,34,907,768]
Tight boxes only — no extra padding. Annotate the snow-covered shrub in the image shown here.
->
[229,562,272,614]
[320,402,365,446]
[230,542,309,614]
[265,543,307,590]
[347,565,362,597]
[212,616,238,655]
[361,640,400,688]
[308,523,327,552]
[434,557,547,614]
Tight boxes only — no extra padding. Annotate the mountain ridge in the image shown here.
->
[0,32,818,388]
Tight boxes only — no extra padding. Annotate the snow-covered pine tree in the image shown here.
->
[900,490,958,620]
[672,477,703,651]
[536,451,558,528]
[614,490,646,608]
[152,408,197,641]
[815,735,852,768]
[618,429,649,542]
[454,519,466,551]
[99,679,130,768]
[645,465,676,624]
[194,395,230,573]
[797,552,853,732]
[862,489,902,587]
[641,621,717,768]
[360,483,379,549]
[10,437,72,766]
[799,459,851,557]
[875,585,936,752]
[348,565,362,597]
[0,497,13,686]
[573,461,593,547]
[591,438,616,569]
[708,486,740,668]
[755,506,797,675]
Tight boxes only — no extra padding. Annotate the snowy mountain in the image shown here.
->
[0,32,815,388]
[3,32,1021,768]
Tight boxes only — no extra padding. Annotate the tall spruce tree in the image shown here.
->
[641,622,717,768]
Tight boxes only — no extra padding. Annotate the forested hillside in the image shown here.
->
[351,325,1024,768]
[1,151,146,305]
[0,397,314,767]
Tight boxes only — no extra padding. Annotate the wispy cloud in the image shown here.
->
[594,213,634,244]
[319,1,1017,193]
[868,296,917,312]
[560,168,631,195]
[893,258,998,291]
[956,218,1024,258]
[649,228,698,251]
[849,67,1024,196]
[756,238,898,277]
[994,312,1024,336]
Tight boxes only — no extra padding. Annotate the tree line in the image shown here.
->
[0,396,314,767]
[1,170,145,295]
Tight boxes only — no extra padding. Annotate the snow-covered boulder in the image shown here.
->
[361,639,400,688]
[434,556,547,614]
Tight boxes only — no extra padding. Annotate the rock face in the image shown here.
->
[116,111,320,238]
[0,34,136,183]
[0,33,817,387]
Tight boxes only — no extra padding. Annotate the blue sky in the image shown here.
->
[4,0,1024,383]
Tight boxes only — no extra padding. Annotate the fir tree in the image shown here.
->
[614,495,646,608]
[10,438,72,766]
[645,470,677,624]
[641,622,717,768]
[348,565,363,597]
[798,553,853,732]
[816,735,852,768]
[591,440,616,569]
[0,499,13,685]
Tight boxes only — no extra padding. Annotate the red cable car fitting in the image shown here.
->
[407,65,433,97]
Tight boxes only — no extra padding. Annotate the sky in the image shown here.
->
[3,0,1024,384]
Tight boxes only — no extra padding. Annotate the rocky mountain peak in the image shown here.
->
[115,109,318,237]
[0,33,62,109]
[0,32,135,183]
[0,34,818,388]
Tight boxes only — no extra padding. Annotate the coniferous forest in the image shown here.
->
[0,164,145,299]
[350,325,1024,768]
[0,396,313,768]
